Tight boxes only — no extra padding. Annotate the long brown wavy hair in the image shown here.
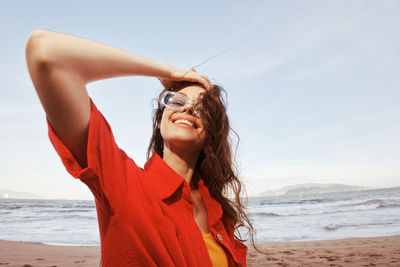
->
[147,81,267,255]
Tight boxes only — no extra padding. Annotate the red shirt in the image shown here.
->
[47,98,248,267]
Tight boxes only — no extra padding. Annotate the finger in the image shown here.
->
[198,73,212,91]
[180,70,211,90]
[207,77,213,90]
[200,77,211,91]
[192,73,210,91]
[181,68,192,78]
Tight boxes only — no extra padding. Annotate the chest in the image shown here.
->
[191,189,211,234]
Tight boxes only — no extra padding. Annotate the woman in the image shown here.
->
[25,29,262,267]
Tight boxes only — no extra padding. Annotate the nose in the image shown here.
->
[183,103,195,115]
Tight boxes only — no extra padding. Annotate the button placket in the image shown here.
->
[216,232,242,266]
[212,232,243,266]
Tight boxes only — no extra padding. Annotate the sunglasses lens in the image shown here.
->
[161,91,203,117]
[169,95,186,109]
[161,92,185,109]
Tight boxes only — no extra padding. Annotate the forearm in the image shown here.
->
[25,29,170,84]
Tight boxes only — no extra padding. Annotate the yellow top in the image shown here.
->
[202,232,228,267]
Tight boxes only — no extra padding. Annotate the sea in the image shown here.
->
[1,187,399,246]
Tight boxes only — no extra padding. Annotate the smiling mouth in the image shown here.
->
[173,119,197,128]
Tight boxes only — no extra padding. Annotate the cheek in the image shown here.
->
[159,111,171,137]
[199,129,206,143]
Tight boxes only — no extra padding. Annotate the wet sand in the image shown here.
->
[0,235,399,266]
[247,235,400,267]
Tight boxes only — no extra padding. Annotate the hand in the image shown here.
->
[158,65,212,91]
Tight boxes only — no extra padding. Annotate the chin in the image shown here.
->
[161,133,202,150]
[170,138,203,150]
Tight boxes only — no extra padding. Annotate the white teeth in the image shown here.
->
[174,119,194,127]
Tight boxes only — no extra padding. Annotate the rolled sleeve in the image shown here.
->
[47,98,115,180]
[46,98,141,212]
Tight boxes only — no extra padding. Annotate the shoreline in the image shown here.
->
[0,235,399,266]
[5,233,399,247]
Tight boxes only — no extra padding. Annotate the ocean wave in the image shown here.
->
[338,198,400,208]
[323,220,399,231]
[377,203,400,209]
[259,198,330,206]
[0,211,11,215]
[61,204,95,209]
[0,205,22,210]
[252,212,280,217]
[253,198,400,217]
[43,209,93,213]
[253,205,387,217]
[4,214,97,222]
[339,199,384,207]
[324,223,341,230]
[60,214,97,220]
[318,205,382,215]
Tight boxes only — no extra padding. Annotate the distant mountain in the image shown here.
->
[258,183,376,197]
[0,189,43,199]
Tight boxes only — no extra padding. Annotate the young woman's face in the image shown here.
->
[159,85,206,152]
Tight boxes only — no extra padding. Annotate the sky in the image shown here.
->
[0,1,399,200]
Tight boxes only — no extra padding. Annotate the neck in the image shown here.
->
[162,145,200,189]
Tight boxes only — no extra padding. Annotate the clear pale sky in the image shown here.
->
[1,1,399,199]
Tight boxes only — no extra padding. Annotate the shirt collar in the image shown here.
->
[144,151,223,226]
[144,152,186,201]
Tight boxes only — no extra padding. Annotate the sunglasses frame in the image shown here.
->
[160,91,203,117]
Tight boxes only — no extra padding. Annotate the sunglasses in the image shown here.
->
[160,91,204,117]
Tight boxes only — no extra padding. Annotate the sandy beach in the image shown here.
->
[0,235,399,266]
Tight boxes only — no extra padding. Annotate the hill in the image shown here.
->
[0,189,43,199]
[258,183,375,196]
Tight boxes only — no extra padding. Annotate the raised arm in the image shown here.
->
[25,29,211,168]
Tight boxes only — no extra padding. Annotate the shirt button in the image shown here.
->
[216,233,223,242]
